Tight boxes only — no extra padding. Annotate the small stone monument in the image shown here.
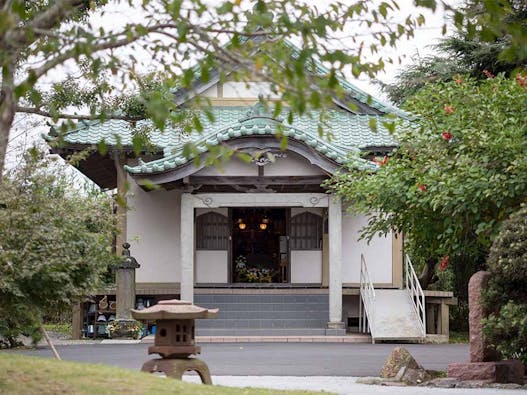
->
[447,271,524,384]
[132,299,218,384]
[111,243,141,338]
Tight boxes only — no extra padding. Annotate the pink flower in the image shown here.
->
[441,131,453,141]
[454,78,463,84]
[444,105,454,115]
[483,69,494,79]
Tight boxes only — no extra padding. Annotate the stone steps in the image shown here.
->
[194,293,339,335]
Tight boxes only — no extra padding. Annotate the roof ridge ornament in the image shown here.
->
[239,98,283,123]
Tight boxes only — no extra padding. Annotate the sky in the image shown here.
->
[4,0,457,172]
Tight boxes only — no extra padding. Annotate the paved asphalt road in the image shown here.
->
[11,343,469,376]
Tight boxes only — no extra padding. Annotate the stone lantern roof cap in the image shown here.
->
[131,299,218,320]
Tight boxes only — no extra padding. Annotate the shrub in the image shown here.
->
[483,302,527,364]
[0,149,118,346]
[483,205,527,363]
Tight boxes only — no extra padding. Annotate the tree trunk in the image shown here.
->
[418,258,437,289]
[0,61,16,184]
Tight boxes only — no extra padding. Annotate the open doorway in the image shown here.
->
[231,208,288,283]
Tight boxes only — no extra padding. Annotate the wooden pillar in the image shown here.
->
[71,302,83,339]
[180,193,195,302]
[113,152,136,321]
[392,232,404,289]
[321,233,329,287]
[441,301,450,337]
[114,152,127,256]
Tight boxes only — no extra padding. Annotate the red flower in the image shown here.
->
[516,74,527,88]
[418,184,427,192]
[483,69,494,79]
[441,131,453,141]
[454,78,463,84]
[444,105,454,115]
[439,256,450,271]
[375,156,389,166]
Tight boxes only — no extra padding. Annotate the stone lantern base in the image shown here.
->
[109,319,142,339]
[141,358,212,384]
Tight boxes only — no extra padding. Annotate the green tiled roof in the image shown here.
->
[50,106,397,175]
[281,40,407,118]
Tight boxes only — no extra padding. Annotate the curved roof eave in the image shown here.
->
[124,117,378,179]
[125,135,376,185]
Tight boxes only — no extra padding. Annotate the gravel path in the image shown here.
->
[183,376,525,394]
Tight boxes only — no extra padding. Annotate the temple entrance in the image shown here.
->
[231,208,288,283]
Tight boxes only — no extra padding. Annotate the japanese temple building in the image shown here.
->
[47,48,455,341]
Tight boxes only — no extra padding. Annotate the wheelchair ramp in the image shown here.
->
[372,289,424,341]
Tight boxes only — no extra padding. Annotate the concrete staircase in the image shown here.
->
[194,293,341,336]
[369,289,424,341]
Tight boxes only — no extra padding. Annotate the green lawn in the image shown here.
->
[0,353,326,395]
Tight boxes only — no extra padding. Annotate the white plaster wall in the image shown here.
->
[194,157,257,176]
[195,250,229,283]
[223,81,280,99]
[264,152,326,176]
[341,214,393,284]
[201,85,218,98]
[290,250,322,284]
[127,180,181,283]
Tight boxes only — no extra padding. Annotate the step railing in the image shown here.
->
[359,253,376,342]
[404,254,426,337]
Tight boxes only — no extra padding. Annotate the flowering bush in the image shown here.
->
[329,74,527,328]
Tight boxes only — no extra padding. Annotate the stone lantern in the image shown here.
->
[111,243,141,338]
[132,299,218,384]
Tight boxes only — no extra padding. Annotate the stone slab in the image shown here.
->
[448,360,524,384]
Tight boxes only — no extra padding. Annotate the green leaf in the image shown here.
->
[98,140,108,156]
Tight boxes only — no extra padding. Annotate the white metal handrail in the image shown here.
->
[359,254,376,341]
[404,254,426,337]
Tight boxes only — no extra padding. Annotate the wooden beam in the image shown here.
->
[187,175,328,185]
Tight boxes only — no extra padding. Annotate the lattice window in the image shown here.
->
[290,211,322,250]
[196,211,229,250]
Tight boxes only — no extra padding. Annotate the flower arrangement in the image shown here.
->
[234,255,278,283]
[107,320,143,339]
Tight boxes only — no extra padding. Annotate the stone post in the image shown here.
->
[468,271,498,362]
[116,243,140,320]
[180,193,194,302]
[327,195,345,334]
[447,271,524,384]
[112,243,141,338]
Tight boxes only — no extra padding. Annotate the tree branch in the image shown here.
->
[15,106,143,122]
[4,0,85,49]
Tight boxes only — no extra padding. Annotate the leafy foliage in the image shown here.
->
[0,148,118,347]
[1,0,431,179]
[328,75,527,326]
[485,205,527,306]
[382,0,527,104]
[483,205,527,363]
[483,303,527,364]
